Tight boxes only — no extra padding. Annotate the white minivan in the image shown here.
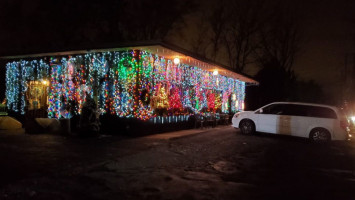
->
[232,102,350,141]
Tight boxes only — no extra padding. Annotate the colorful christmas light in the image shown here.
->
[5,49,246,120]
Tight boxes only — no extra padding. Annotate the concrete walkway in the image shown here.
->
[0,125,234,140]
[144,125,233,140]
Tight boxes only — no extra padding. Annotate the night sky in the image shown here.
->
[235,0,355,99]
[1,0,355,100]
[290,0,355,97]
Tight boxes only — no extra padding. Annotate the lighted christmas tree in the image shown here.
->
[194,88,200,111]
[215,93,222,111]
[156,86,169,109]
[182,89,192,109]
[200,91,207,111]
[208,92,215,111]
[169,88,182,110]
[222,92,229,113]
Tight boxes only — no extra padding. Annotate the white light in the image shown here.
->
[232,94,236,101]
[213,70,218,75]
[351,116,355,123]
[42,80,48,85]
[173,58,180,65]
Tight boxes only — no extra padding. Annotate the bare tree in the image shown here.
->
[223,0,270,73]
[256,4,301,71]
[187,0,300,75]
[118,0,194,41]
[189,13,210,57]
[197,0,268,72]
[208,3,227,61]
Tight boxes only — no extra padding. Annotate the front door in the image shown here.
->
[256,104,285,134]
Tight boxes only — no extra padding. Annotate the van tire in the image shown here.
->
[239,119,255,135]
[309,128,331,143]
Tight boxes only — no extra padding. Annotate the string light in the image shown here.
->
[5,49,246,119]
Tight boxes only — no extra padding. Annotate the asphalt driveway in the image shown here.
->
[0,126,354,199]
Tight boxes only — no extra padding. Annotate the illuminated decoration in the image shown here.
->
[152,85,169,109]
[6,60,50,114]
[235,100,239,110]
[169,87,182,111]
[200,90,207,111]
[5,49,246,120]
[27,81,47,110]
[6,62,21,112]
[182,89,193,110]
[222,92,229,113]
[207,91,216,111]
[215,93,222,111]
[232,93,236,101]
[48,63,63,118]
[173,57,180,65]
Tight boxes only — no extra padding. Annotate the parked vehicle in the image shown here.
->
[232,102,350,142]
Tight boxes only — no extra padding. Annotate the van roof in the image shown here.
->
[267,102,338,110]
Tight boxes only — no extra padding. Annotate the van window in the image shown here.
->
[262,104,284,115]
[283,104,307,116]
[306,106,337,119]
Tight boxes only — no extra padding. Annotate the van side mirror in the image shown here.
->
[260,108,263,113]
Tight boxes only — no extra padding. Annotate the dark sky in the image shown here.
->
[1,0,355,98]
[288,0,355,96]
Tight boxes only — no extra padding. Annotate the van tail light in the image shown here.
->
[340,120,349,131]
[233,113,240,118]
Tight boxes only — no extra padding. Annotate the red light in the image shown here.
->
[340,120,349,131]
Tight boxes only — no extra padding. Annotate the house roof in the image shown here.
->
[0,41,258,85]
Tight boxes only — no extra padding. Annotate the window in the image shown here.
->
[261,104,284,115]
[258,104,337,119]
[283,104,308,116]
[306,106,337,119]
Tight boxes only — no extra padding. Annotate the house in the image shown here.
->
[2,43,257,126]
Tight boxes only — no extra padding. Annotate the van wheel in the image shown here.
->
[309,128,331,142]
[239,120,255,135]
